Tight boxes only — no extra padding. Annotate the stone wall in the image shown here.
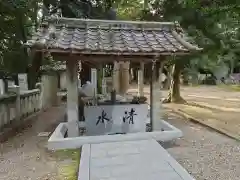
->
[0,87,41,131]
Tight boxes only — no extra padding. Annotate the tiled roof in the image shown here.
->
[26,17,202,56]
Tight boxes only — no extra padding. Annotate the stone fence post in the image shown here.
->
[36,82,42,110]
[8,85,21,123]
[41,73,58,110]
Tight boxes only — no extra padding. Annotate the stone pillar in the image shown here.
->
[138,62,144,97]
[0,79,5,95]
[36,82,42,110]
[91,68,97,104]
[60,71,67,90]
[102,67,107,95]
[41,75,48,110]
[78,61,82,87]
[112,61,120,93]
[150,61,162,131]
[66,59,79,137]
[41,73,58,109]
[18,73,28,91]
[120,61,130,95]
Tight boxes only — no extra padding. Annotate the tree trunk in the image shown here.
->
[80,62,91,85]
[159,61,164,89]
[230,58,234,74]
[97,65,103,94]
[163,62,185,103]
[28,52,42,89]
[144,63,151,84]
[132,67,138,82]
[163,66,172,90]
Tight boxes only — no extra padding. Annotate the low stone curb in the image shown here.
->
[166,107,240,142]
[0,110,44,143]
[186,101,240,113]
[48,121,183,150]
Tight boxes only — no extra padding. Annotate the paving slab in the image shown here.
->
[78,139,194,180]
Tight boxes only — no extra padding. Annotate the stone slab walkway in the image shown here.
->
[80,139,193,180]
[0,105,67,180]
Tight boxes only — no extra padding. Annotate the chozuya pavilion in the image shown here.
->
[26,17,201,149]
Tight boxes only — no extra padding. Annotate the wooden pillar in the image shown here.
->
[138,62,144,96]
[112,61,120,93]
[150,59,162,131]
[66,59,79,137]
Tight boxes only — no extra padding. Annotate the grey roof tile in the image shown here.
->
[26,18,202,55]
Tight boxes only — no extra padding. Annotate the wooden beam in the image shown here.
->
[45,53,156,62]
[38,53,175,64]
[32,48,190,57]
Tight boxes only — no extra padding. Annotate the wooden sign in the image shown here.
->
[84,104,148,136]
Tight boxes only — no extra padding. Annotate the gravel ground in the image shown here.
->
[162,110,240,180]
[1,99,240,180]
[0,106,66,180]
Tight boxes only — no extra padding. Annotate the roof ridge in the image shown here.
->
[44,16,175,29]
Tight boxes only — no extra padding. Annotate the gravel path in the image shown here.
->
[129,85,240,180]
[0,106,66,180]
[163,110,240,180]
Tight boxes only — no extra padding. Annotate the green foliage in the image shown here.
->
[0,0,139,76]
[139,0,240,74]
[1,0,240,77]
[0,0,40,73]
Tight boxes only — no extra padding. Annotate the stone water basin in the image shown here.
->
[47,119,182,150]
[48,94,182,150]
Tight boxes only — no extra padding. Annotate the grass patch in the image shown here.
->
[187,84,200,87]
[229,85,240,91]
[218,84,240,91]
[54,149,81,180]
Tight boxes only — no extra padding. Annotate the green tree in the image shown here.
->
[140,0,240,103]
[0,0,39,73]
[0,0,41,88]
